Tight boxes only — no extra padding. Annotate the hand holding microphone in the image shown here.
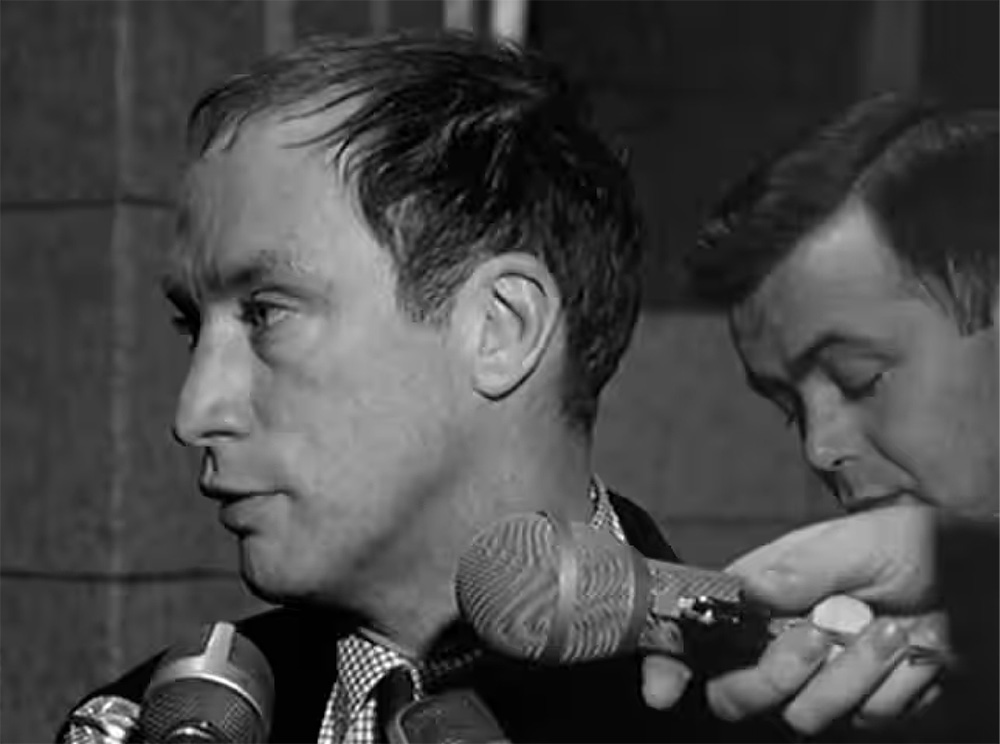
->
[698,507,955,734]
[455,512,947,666]
[455,511,952,735]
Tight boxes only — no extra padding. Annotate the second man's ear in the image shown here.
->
[456,253,562,400]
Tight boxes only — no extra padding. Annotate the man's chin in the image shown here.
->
[237,548,298,606]
[240,573,290,606]
[237,552,333,609]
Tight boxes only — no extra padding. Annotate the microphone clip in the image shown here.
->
[671,595,774,673]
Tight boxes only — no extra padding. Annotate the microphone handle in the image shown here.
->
[640,557,951,671]
[637,559,772,671]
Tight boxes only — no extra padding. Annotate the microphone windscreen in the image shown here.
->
[138,621,274,743]
[455,512,649,663]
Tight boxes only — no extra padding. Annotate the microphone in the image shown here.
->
[455,513,949,670]
[455,511,771,668]
[136,621,275,743]
[386,689,510,744]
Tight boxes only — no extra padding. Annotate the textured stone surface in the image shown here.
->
[1,580,111,744]
[387,0,442,31]
[535,0,865,98]
[1,208,115,572]
[295,0,373,39]
[0,0,117,202]
[125,0,266,201]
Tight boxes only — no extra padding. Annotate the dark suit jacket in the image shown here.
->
[60,494,788,743]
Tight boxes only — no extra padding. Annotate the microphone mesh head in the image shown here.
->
[140,678,263,743]
[139,622,273,743]
[456,512,647,663]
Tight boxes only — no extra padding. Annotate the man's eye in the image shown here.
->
[239,298,290,332]
[837,370,885,400]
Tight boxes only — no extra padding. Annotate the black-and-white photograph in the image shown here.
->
[2,1,996,742]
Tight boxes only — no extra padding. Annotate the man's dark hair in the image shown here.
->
[690,93,998,333]
[185,30,642,433]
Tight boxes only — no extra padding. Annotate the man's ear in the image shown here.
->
[454,253,562,400]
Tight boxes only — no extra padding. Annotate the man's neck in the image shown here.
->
[360,422,595,656]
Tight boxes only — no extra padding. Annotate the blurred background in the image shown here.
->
[1,0,996,740]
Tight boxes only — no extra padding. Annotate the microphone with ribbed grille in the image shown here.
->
[455,512,773,667]
[136,621,274,743]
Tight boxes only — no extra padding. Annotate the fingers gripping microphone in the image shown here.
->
[455,513,771,667]
[137,621,275,743]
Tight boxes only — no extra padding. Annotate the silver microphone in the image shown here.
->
[137,621,274,743]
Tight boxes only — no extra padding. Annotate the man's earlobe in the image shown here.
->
[468,255,560,400]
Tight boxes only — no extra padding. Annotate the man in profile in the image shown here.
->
[59,30,772,744]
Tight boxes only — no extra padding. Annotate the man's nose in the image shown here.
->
[173,333,252,448]
[802,392,858,474]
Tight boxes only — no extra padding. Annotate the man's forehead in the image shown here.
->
[171,114,334,251]
[730,203,914,362]
[168,169,323,297]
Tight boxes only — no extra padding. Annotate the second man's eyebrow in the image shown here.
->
[786,331,885,382]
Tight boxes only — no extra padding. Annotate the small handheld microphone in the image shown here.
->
[137,621,274,743]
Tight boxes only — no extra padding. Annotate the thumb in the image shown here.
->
[642,655,693,710]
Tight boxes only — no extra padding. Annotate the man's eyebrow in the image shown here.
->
[161,249,320,302]
[786,332,880,380]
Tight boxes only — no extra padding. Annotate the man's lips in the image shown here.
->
[840,490,922,513]
[200,484,279,532]
[200,482,272,503]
